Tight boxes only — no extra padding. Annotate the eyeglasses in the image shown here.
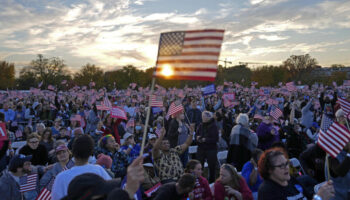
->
[272,161,290,169]
[29,140,39,144]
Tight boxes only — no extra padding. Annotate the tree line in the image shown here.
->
[0,54,348,90]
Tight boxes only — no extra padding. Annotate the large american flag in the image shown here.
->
[150,95,163,107]
[337,98,350,115]
[317,122,350,158]
[154,29,225,81]
[20,174,38,192]
[165,101,184,119]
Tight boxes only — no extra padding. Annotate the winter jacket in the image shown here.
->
[196,119,219,150]
[214,177,253,200]
[227,124,258,171]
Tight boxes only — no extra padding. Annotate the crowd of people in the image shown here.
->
[0,81,349,200]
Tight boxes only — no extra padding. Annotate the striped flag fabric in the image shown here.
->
[286,82,296,92]
[270,107,283,120]
[126,118,135,129]
[343,80,350,86]
[165,101,184,119]
[337,98,350,115]
[36,187,51,200]
[321,114,333,132]
[111,106,127,120]
[317,122,350,158]
[20,174,38,192]
[104,95,112,109]
[154,29,225,81]
[201,84,216,96]
[150,95,163,107]
[35,175,57,200]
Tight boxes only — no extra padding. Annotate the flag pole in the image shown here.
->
[326,153,331,181]
[140,77,156,156]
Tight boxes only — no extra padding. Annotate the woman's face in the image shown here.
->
[219,167,232,185]
[43,131,50,139]
[192,163,203,177]
[37,125,44,133]
[269,155,290,183]
[106,137,118,151]
[97,121,103,129]
[28,138,39,150]
[56,150,69,163]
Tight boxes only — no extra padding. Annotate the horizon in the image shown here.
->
[1,0,350,74]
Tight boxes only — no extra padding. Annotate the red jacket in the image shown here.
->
[184,176,213,200]
[214,177,253,200]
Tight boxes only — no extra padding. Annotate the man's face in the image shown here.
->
[22,161,32,173]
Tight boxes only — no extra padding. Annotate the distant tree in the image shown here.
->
[74,64,104,88]
[18,54,70,88]
[282,54,318,79]
[0,61,15,90]
[17,67,37,89]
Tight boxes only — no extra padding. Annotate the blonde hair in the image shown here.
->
[27,132,41,141]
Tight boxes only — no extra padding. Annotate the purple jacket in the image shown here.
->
[256,122,279,150]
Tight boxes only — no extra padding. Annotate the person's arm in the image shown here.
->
[301,99,313,113]
[238,177,253,200]
[124,156,145,200]
[152,128,165,159]
[214,99,222,111]
[248,161,258,186]
[329,153,350,177]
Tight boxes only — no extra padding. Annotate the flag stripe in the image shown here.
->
[183,40,223,45]
[186,29,225,33]
[156,67,217,72]
[161,75,216,81]
[184,36,224,41]
[183,44,222,48]
[157,59,218,64]
[156,71,216,77]
[156,63,217,69]
[179,52,220,56]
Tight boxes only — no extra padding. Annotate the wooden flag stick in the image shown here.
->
[140,77,156,156]
[326,153,331,181]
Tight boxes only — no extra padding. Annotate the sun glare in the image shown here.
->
[160,64,174,77]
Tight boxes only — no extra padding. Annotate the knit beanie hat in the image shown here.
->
[96,154,112,169]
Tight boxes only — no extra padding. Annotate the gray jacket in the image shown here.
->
[39,162,64,191]
[85,110,99,134]
[0,170,22,200]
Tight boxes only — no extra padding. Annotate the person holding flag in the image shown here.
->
[0,154,36,200]
[38,144,74,199]
[326,109,350,200]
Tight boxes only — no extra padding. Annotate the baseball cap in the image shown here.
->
[63,173,120,200]
[9,154,32,171]
[55,144,68,153]
[123,132,133,140]
[148,134,157,140]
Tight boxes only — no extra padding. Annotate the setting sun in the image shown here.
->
[160,64,174,77]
